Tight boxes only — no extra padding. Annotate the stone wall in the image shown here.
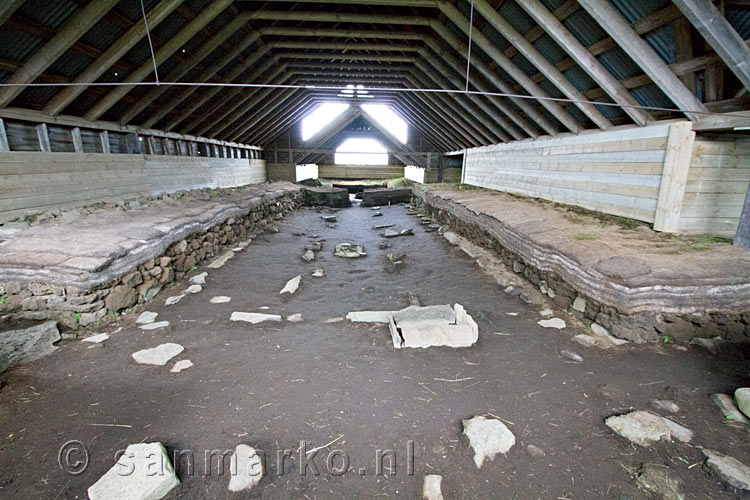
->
[0,188,302,329]
[413,190,749,344]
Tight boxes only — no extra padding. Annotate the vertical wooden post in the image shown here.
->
[147,136,157,155]
[99,130,110,153]
[735,184,750,250]
[125,132,140,154]
[71,127,84,152]
[653,122,696,232]
[36,124,51,152]
[0,118,9,152]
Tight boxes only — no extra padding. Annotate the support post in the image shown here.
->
[653,122,696,232]
[735,183,750,250]
[125,132,141,154]
[0,118,9,152]
[36,124,51,152]
[99,131,110,154]
[147,136,157,155]
[71,127,83,153]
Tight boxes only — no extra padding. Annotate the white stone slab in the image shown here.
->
[165,295,184,306]
[82,333,109,343]
[189,272,207,285]
[171,360,193,373]
[463,416,516,468]
[136,311,158,324]
[279,275,302,295]
[132,343,184,365]
[139,321,169,330]
[423,475,444,500]
[230,312,282,324]
[208,250,235,269]
[228,444,264,492]
[346,311,392,323]
[538,318,566,329]
[87,442,179,500]
[184,284,202,294]
[210,296,232,304]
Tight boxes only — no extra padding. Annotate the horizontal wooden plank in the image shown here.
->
[689,154,750,169]
[688,168,750,181]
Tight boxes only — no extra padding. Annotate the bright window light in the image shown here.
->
[302,103,350,141]
[335,138,388,165]
[362,104,408,143]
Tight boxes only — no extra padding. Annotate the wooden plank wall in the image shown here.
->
[678,136,750,236]
[0,153,266,222]
[318,164,404,179]
[463,124,673,223]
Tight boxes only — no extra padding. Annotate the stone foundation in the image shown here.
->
[0,185,303,329]
[413,189,750,343]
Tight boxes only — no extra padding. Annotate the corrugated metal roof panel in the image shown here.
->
[17,0,78,30]
[726,7,750,39]
[0,26,44,64]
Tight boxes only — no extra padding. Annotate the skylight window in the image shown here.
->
[335,138,388,165]
[338,84,374,99]
[302,103,350,141]
[362,104,408,143]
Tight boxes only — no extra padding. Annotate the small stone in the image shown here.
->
[526,444,546,458]
[537,318,566,329]
[280,275,302,295]
[346,311,392,323]
[636,463,685,500]
[711,393,750,424]
[560,350,584,362]
[371,206,381,210]
[462,415,515,468]
[572,334,597,348]
[372,212,383,217]
[189,272,208,285]
[287,313,303,322]
[650,399,680,414]
[422,474,444,500]
[702,448,750,491]
[184,284,202,294]
[165,295,184,306]
[305,241,322,251]
[520,289,544,305]
[591,323,628,346]
[105,285,137,312]
[139,321,170,330]
[132,343,184,365]
[334,243,367,258]
[605,411,692,446]
[136,311,158,324]
[230,312,282,324]
[87,442,179,500]
[312,269,325,278]
[323,317,343,323]
[228,444,263,492]
[208,251,235,269]
[210,296,231,304]
[691,336,722,355]
[61,333,78,340]
[171,360,193,373]
[572,296,586,313]
[539,309,554,317]
[79,308,106,326]
[82,333,109,343]
[735,388,750,419]
[302,249,315,262]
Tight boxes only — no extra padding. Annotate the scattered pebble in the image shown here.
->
[82,333,109,343]
[139,321,170,330]
[184,284,202,294]
[525,444,546,458]
[132,343,184,365]
[280,275,302,295]
[230,312,282,324]
[210,296,232,304]
[462,415,516,468]
[539,309,554,317]
[189,272,207,285]
[422,475,444,500]
[324,317,344,324]
[650,399,680,414]
[312,269,325,278]
[605,410,692,446]
[287,314,303,322]
[572,334,597,347]
[165,295,184,306]
[171,360,193,373]
[136,311,158,324]
[302,250,315,262]
[87,442,179,500]
[537,318,566,329]
[560,350,584,362]
[228,444,264,492]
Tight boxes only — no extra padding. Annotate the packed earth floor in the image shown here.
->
[1,201,749,499]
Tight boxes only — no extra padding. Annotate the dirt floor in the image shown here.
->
[1,201,749,499]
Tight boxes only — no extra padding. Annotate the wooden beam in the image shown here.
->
[36,123,51,152]
[99,131,110,153]
[0,0,120,108]
[673,17,696,94]
[71,127,83,152]
[0,118,9,152]
[42,0,183,116]
[577,0,708,121]
[84,0,232,121]
[469,0,612,130]
[653,122,696,232]
[517,0,651,127]
[120,14,250,125]
[735,183,750,250]
[249,10,430,25]
[672,0,750,93]
[0,0,25,27]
